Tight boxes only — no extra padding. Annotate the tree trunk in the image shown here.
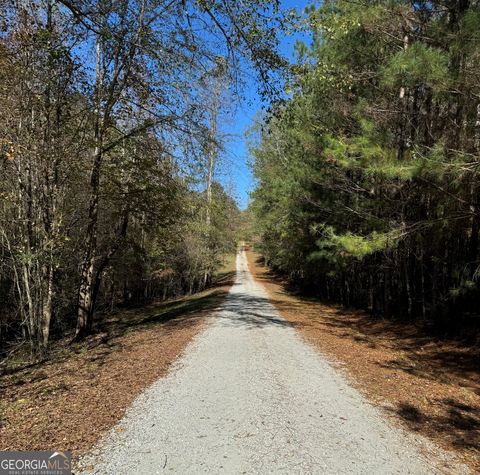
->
[75,146,101,340]
[74,34,103,341]
[40,263,54,350]
[397,33,409,160]
[90,211,129,318]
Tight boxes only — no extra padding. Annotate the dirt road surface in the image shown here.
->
[78,250,468,475]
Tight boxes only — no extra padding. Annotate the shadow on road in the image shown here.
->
[215,291,293,329]
[249,253,480,467]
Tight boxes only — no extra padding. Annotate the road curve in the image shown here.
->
[79,250,468,475]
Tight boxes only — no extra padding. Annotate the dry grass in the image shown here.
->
[0,258,236,463]
[247,251,480,472]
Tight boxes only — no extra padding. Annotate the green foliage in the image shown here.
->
[382,43,449,93]
[312,227,402,261]
[251,0,480,327]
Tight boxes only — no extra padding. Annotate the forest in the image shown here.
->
[1,1,479,471]
[0,0,285,355]
[252,0,480,335]
[2,0,480,358]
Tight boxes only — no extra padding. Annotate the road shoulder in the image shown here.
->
[0,259,236,464]
[246,250,480,472]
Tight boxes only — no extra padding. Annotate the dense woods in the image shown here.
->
[0,0,284,354]
[252,0,480,334]
[4,0,479,359]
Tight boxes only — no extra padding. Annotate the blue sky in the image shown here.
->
[219,1,311,210]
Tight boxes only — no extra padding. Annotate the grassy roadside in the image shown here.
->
[246,250,480,471]
[0,255,237,462]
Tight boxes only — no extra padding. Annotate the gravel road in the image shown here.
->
[78,250,468,475]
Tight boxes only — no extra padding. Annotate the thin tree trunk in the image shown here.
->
[397,33,409,160]
[90,211,129,317]
[75,34,103,340]
[40,263,54,350]
[203,63,222,287]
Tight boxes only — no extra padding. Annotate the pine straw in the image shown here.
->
[0,271,235,464]
[247,251,480,472]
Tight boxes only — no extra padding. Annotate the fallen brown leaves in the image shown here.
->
[0,269,235,464]
[247,251,480,472]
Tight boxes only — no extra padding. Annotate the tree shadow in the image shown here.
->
[249,254,480,466]
[393,400,480,452]
[100,289,230,335]
[252,256,480,388]
[214,291,295,329]
[1,271,237,383]
[252,282,480,393]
